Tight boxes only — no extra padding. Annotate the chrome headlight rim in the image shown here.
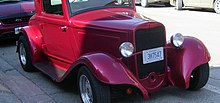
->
[119,42,134,58]
[171,33,184,47]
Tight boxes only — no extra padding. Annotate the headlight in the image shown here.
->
[119,42,134,57]
[171,33,184,47]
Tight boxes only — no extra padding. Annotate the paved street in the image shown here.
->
[0,6,220,103]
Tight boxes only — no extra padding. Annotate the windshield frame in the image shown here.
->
[67,0,134,17]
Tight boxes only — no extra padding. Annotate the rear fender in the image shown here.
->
[61,53,149,99]
[17,26,44,63]
[167,36,210,89]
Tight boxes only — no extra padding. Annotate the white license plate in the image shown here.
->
[142,47,164,64]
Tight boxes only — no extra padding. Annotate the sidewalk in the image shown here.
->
[0,79,20,103]
[0,55,21,103]
[0,57,55,103]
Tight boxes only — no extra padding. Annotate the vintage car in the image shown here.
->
[135,0,171,7]
[15,0,210,103]
[171,0,220,14]
[0,0,34,39]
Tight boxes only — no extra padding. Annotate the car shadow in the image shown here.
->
[112,86,213,103]
[0,39,16,47]
[180,7,216,13]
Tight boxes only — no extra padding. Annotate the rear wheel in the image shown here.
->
[214,0,220,14]
[17,36,35,72]
[188,63,209,90]
[78,66,111,103]
[141,0,149,7]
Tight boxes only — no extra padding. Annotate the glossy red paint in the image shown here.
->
[167,36,211,89]
[17,0,211,100]
[20,25,45,63]
[64,53,149,99]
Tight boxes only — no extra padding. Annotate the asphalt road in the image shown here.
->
[0,6,220,103]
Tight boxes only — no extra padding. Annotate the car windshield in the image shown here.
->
[68,0,133,16]
[0,0,32,3]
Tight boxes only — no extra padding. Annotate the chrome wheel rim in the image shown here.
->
[79,75,93,103]
[215,0,220,13]
[19,43,27,65]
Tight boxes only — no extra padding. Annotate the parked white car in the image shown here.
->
[170,0,220,14]
[135,0,171,7]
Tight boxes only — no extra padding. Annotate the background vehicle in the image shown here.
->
[135,0,171,7]
[170,0,220,14]
[0,0,34,39]
[16,0,210,103]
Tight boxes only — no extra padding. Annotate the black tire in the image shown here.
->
[188,63,209,90]
[214,0,220,14]
[176,0,183,10]
[141,0,149,7]
[17,36,35,72]
[77,66,111,103]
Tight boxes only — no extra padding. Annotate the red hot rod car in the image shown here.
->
[15,0,211,103]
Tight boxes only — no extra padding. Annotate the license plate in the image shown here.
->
[142,47,164,64]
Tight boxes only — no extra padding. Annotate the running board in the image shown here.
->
[34,61,66,81]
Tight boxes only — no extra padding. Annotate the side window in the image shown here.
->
[43,0,63,15]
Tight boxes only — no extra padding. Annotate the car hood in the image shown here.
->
[70,9,155,30]
[0,1,34,17]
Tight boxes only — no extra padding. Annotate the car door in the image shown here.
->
[184,0,200,6]
[200,0,213,7]
[39,0,75,66]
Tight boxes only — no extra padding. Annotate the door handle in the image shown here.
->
[60,26,67,32]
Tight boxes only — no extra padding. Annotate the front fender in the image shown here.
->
[67,53,149,99]
[17,26,44,63]
[167,36,210,89]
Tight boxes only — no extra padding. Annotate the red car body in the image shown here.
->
[16,0,211,102]
[0,0,34,39]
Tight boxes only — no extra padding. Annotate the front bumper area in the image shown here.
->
[0,22,27,39]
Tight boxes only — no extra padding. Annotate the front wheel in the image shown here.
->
[77,66,111,103]
[214,0,220,14]
[188,63,209,90]
[141,0,149,7]
[17,36,35,72]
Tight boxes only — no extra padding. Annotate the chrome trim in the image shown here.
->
[15,27,22,35]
